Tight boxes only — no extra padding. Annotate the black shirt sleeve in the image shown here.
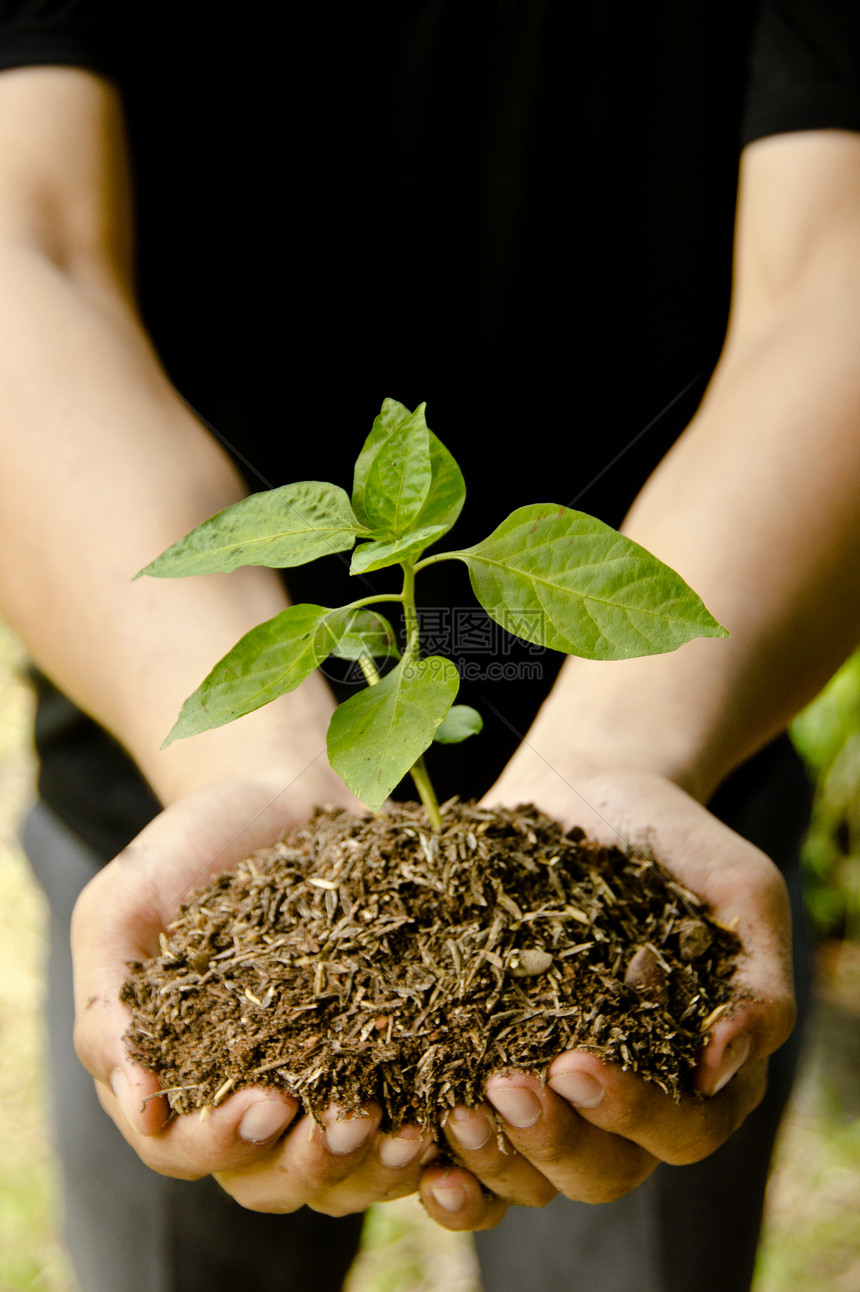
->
[0,0,114,77]
[742,0,860,145]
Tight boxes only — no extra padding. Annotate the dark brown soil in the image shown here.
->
[121,801,742,1138]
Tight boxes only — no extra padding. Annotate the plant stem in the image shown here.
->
[401,563,420,663]
[343,593,405,612]
[413,551,462,573]
[400,561,444,831]
[409,755,444,832]
[357,656,382,687]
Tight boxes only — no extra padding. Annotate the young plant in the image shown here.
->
[137,399,728,828]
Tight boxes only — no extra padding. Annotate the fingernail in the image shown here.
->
[548,1068,605,1109]
[110,1068,136,1129]
[486,1082,541,1128]
[448,1107,492,1150]
[325,1114,375,1156]
[431,1177,466,1212]
[378,1133,423,1168]
[239,1100,294,1144]
[708,1035,751,1096]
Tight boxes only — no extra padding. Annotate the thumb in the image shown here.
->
[71,852,169,1135]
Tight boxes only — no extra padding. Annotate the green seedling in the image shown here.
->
[137,399,728,829]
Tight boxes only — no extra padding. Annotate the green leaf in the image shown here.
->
[350,525,448,575]
[454,505,729,661]
[329,608,399,660]
[433,704,483,744]
[351,398,466,552]
[352,398,412,526]
[137,482,366,579]
[163,604,342,744]
[327,655,459,810]
[409,427,466,541]
[351,400,432,537]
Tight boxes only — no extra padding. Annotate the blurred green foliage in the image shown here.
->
[791,651,860,941]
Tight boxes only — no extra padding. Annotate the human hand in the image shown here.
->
[417,762,794,1231]
[71,772,435,1214]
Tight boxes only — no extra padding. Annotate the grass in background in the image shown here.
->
[791,653,860,944]
[0,626,76,1291]
[755,942,860,1290]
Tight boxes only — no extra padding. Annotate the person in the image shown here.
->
[1,2,859,1289]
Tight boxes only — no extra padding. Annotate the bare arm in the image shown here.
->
[0,65,340,807]
[526,129,860,804]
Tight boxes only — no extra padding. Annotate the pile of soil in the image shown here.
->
[122,801,742,1138]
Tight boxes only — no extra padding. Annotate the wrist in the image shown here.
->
[500,649,739,808]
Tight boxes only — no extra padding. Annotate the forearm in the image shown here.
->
[0,242,340,805]
[504,285,860,805]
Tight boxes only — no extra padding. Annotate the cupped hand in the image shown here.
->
[419,763,794,1230]
[71,772,433,1213]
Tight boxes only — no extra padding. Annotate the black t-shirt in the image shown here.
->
[1,1,859,857]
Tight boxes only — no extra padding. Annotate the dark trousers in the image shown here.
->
[24,738,812,1292]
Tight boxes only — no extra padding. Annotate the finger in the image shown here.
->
[695,1021,754,1097]
[443,1104,557,1207]
[687,848,795,1097]
[72,859,171,1135]
[419,1165,509,1232]
[95,1077,299,1178]
[482,1076,656,1204]
[100,1053,169,1136]
[308,1123,437,1215]
[650,804,797,1069]
[546,1049,769,1166]
[215,1104,386,1214]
